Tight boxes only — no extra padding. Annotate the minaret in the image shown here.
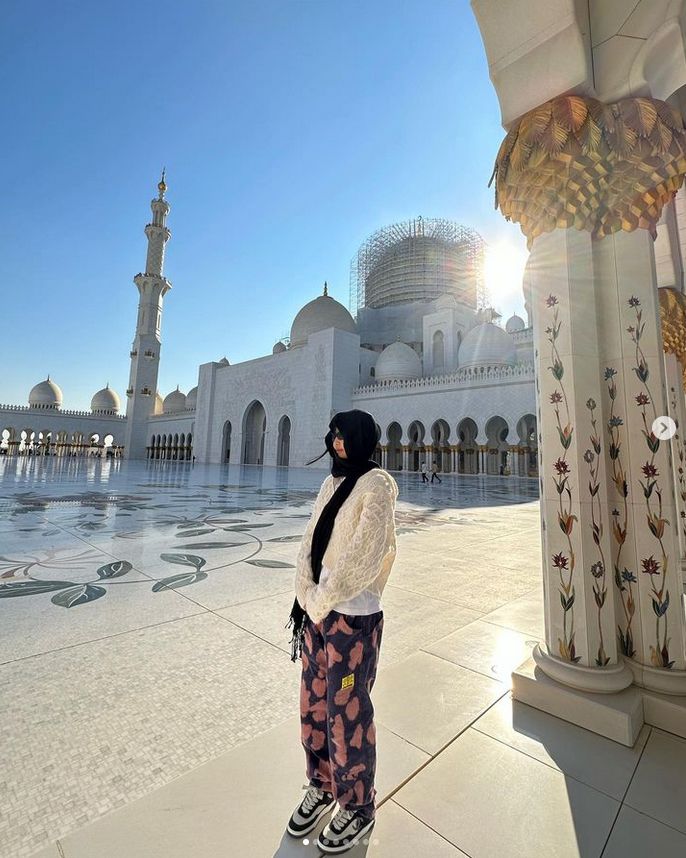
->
[124,172,172,458]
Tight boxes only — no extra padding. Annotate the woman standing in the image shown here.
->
[286,409,397,854]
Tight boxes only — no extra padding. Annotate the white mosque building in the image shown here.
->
[0,177,539,475]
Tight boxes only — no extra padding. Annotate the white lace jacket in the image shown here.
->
[294,468,398,623]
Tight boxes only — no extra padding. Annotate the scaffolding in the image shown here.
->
[349,217,486,316]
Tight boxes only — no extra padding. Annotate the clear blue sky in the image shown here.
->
[0,0,527,412]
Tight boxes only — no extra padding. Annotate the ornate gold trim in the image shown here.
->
[659,286,686,387]
[491,96,686,247]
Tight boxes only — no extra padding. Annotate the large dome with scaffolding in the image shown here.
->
[350,217,485,312]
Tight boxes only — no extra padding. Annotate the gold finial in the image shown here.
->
[158,167,167,197]
[323,281,328,297]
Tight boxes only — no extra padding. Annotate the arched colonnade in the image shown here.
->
[379,414,538,476]
[0,426,120,457]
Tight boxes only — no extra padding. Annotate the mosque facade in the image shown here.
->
[0,178,541,475]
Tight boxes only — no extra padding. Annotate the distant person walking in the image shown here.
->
[420,461,429,483]
[430,461,442,483]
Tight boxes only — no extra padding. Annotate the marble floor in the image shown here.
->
[1,457,683,858]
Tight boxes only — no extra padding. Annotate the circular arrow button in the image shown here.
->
[651,416,676,440]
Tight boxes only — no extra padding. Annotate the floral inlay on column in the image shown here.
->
[659,287,686,556]
[585,398,609,666]
[668,386,686,549]
[545,294,579,663]
[492,89,686,693]
[627,297,674,669]
[604,366,636,659]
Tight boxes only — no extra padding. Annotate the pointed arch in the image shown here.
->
[277,415,291,467]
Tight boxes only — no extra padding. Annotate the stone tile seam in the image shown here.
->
[469,722,642,805]
[383,582,490,611]
[478,617,542,639]
[212,587,293,612]
[598,723,654,858]
[210,611,292,657]
[386,798,474,857]
[0,609,208,667]
[376,690,509,813]
[618,729,686,838]
[417,641,528,685]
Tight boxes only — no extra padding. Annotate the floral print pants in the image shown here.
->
[300,610,384,819]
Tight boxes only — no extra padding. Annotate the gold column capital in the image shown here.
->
[492,95,686,248]
[659,287,686,384]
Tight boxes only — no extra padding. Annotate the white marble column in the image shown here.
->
[593,229,686,694]
[663,352,686,567]
[525,227,632,692]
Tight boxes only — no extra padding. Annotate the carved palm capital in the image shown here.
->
[659,287,686,385]
[492,96,686,247]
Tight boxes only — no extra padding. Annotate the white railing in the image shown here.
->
[511,327,533,343]
[353,362,535,396]
[148,412,194,421]
[0,404,126,419]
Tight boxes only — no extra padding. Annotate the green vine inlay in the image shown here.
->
[604,366,636,659]
[627,297,673,669]
[669,385,686,550]
[584,399,610,666]
[546,294,580,663]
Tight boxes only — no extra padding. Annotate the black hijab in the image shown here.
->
[287,410,380,661]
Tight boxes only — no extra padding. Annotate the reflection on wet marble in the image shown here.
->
[0,457,540,858]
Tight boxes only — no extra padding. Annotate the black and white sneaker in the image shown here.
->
[286,786,336,837]
[317,806,375,853]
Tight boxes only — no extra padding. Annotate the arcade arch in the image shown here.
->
[242,401,266,465]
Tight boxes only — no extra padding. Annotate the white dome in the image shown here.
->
[29,377,62,409]
[163,387,187,414]
[273,341,287,354]
[290,294,356,348]
[154,391,164,415]
[375,342,422,382]
[505,314,526,333]
[186,386,198,410]
[91,385,120,414]
[458,322,516,368]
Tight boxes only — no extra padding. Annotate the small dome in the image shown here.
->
[163,386,187,414]
[186,386,198,410]
[91,385,120,414]
[505,314,526,333]
[375,342,422,382]
[273,341,287,354]
[290,293,357,348]
[217,357,230,367]
[154,391,164,415]
[29,377,62,409]
[458,322,516,368]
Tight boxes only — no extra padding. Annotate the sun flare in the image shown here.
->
[484,240,529,310]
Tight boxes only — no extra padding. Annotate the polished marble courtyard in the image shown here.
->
[1,458,684,858]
